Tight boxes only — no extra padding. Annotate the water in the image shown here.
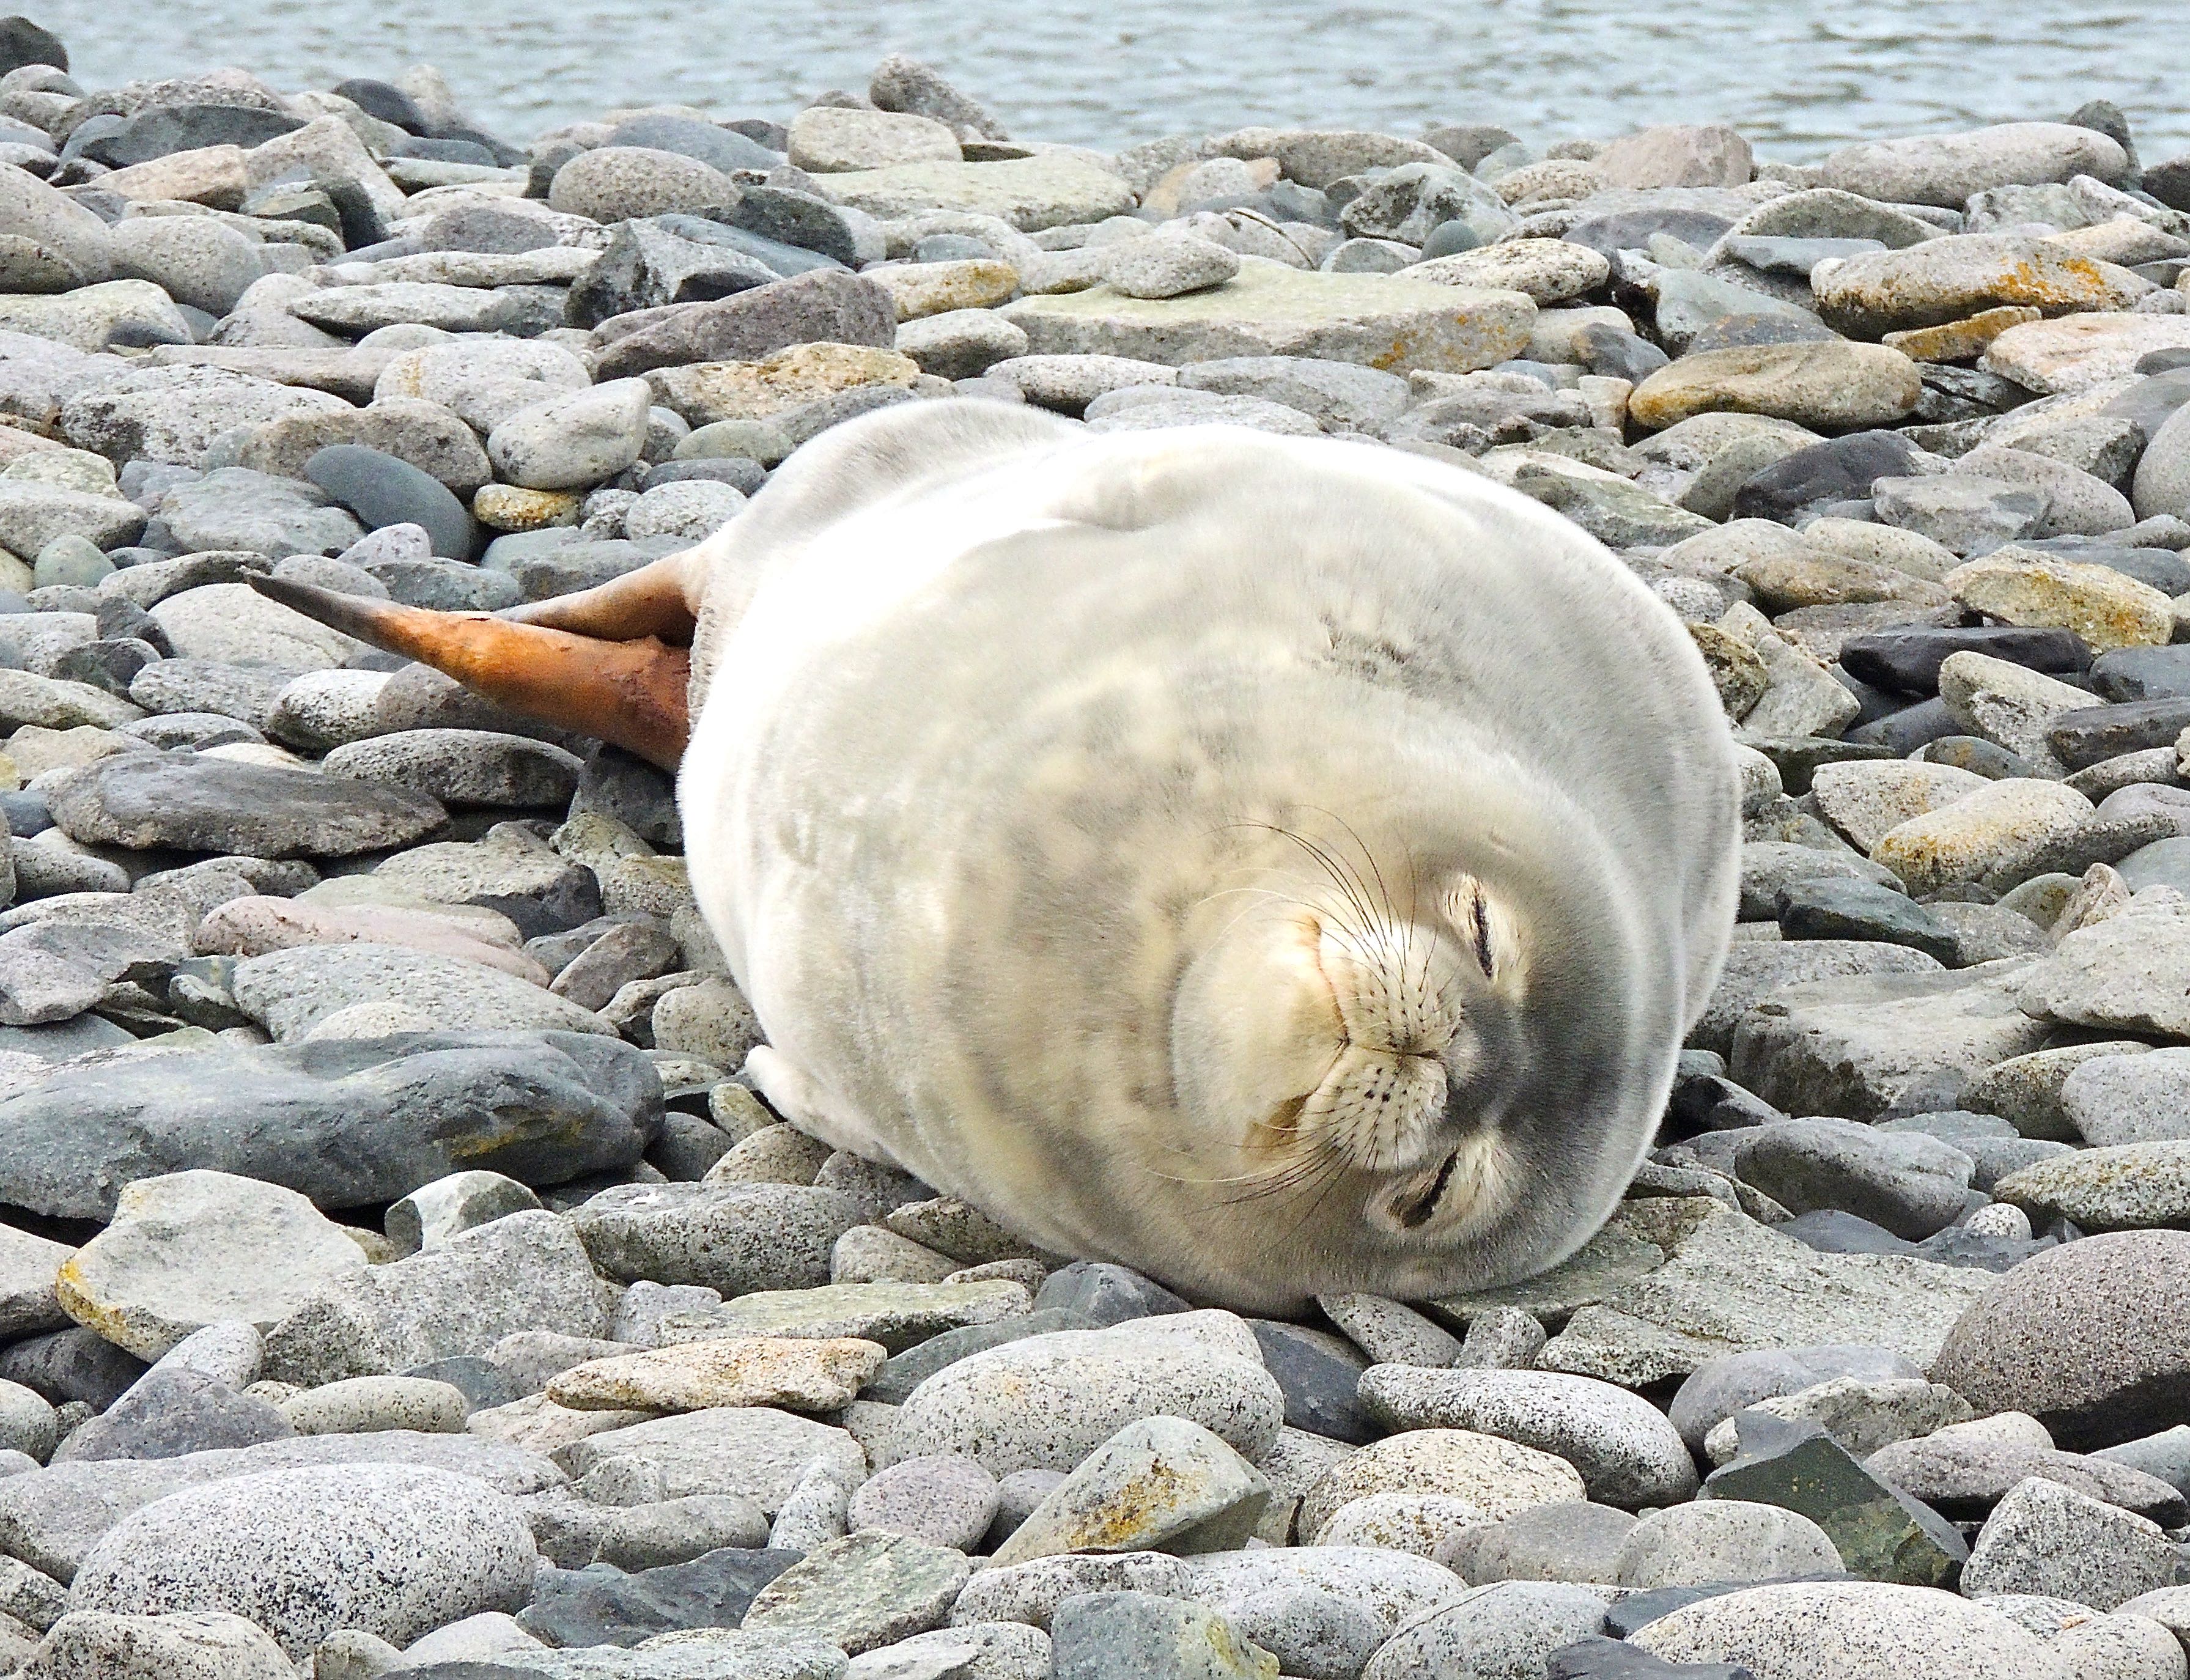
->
[42,0,2190,161]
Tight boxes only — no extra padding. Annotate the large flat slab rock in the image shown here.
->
[1536,1203,1994,1386]
[46,750,444,858]
[1001,261,1535,373]
[0,1031,660,1219]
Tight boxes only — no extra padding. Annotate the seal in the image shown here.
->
[258,400,1739,1312]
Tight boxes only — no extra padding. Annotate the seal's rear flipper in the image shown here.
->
[247,570,695,770]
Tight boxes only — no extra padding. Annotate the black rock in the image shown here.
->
[331,76,427,132]
[50,637,159,700]
[1572,323,1672,383]
[53,1366,293,1461]
[1910,735,2041,779]
[2046,696,2190,772]
[606,113,781,175]
[1034,1261,1190,1326]
[1248,1319,1378,1445]
[0,1030,662,1220]
[1732,432,1923,523]
[1667,1067,1787,1136]
[0,16,65,75]
[1828,666,1903,731]
[724,185,872,267]
[1837,624,2090,698]
[76,103,303,168]
[0,1327,147,1410]
[1547,1637,1756,1680]
[1704,1415,1966,1588]
[517,1548,802,1648]
[2146,155,2190,214]
[566,219,782,330]
[866,1308,1101,1404]
[2089,644,2190,702]
[304,445,476,560]
[1774,879,1960,964]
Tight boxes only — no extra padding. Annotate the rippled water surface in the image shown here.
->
[48,0,2190,160]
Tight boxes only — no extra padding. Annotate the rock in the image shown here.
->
[1359,1580,1612,1680]
[1985,314,2190,396]
[17,1609,294,1679]
[547,146,739,221]
[0,166,111,292]
[1317,1294,1466,1368]
[1808,759,1988,852]
[1931,1229,2190,1448]
[1815,235,2150,336]
[487,379,653,491]
[888,1311,1281,1476]
[54,1170,366,1361]
[545,1336,887,1414]
[557,1406,865,1510]
[1629,343,1922,431]
[1818,122,2130,207]
[1936,649,2093,773]
[847,1456,1000,1552]
[1727,1119,1973,1240]
[592,270,898,381]
[1357,1367,1697,1508]
[1631,1580,2068,1676]
[1698,1376,1971,1465]
[1874,474,2049,554]
[1000,262,1533,374]
[644,342,918,427]
[1946,551,2172,654]
[1049,1591,1276,1680]
[1411,238,1609,305]
[304,444,475,559]
[68,1462,534,1658]
[0,282,191,355]
[1536,1205,1993,1385]
[1298,1429,1586,1540]
[814,153,1133,234]
[1248,1320,1377,1445]
[1772,880,1960,966]
[1961,1475,2186,1609]
[1442,1501,1638,1587]
[324,729,580,809]
[279,1374,468,1435]
[2062,1048,2190,1144]
[1102,235,1242,301]
[1865,1421,2187,1525]
[0,1031,657,1220]
[514,1547,798,1650]
[789,108,961,174]
[61,367,347,472]
[1613,1497,1845,1590]
[259,1211,612,1385]
[227,943,611,1041]
[1992,1142,2190,1232]
[1871,778,2093,894]
[894,309,1030,379]
[991,1417,1270,1566]
[567,1182,862,1297]
[0,483,142,556]
[1701,1418,1966,1587]
[2018,894,2190,1037]
[740,1530,971,1655]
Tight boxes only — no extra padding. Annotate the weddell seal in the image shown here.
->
[257,400,1740,1313]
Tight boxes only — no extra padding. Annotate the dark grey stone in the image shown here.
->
[365,558,523,612]
[1668,1345,1921,1454]
[1837,625,2090,698]
[305,445,476,561]
[1686,313,1841,355]
[606,114,781,175]
[1703,1414,1966,1588]
[0,1030,661,1219]
[565,219,783,330]
[866,1309,1101,1404]
[45,750,445,858]
[1033,1262,1189,1326]
[516,1547,802,1648]
[52,1367,292,1463]
[1911,735,2041,779]
[1562,209,1735,258]
[2046,697,2190,772]
[75,103,303,168]
[1248,1319,1377,1445]
[1733,432,1923,523]
[331,77,427,132]
[0,17,66,76]
[1775,1209,1917,1257]
[1845,696,1959,754]
[0,1328,147,1412]
[638,457,767,495]
[592,269,893,381]
[1774,879,1959,965]
[1546,1635,1757,1680]
[2090,644,2190,702]
[402,1357,520,1413]
[51,638,159,700]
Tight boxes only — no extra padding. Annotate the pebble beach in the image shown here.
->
[0,11,2189,1678]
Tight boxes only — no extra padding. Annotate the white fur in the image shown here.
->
[676,402,1739,1311]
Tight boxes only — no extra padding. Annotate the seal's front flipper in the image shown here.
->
[743,1045,909,1169]
[246,570,694,769]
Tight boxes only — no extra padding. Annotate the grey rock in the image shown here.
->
[569,1181,861,1295]
[556,1407,866,1511]
[517,1548,802,1649]
[69,1462,535,1658]
[847,1455,999,1552]
[2062,1047,2190,1144]
[1440,1501,1639,1588]
[51,1367,291,1464]
[1049,1591,1275,1680]
[0,1031,658,1220]
[325,729,581,809]
[1181,1546,1470,1641]
[61,367,347,473]
[1359,1580,1610,1680]
[1865,1427,2187,1525]
[230,943,613,1041]
[47,749,443,858]
[1727,1118,1974,1240]
[259,1210,613,1386]
[487,380,653,492]
[741,1530,971,1656]
[1612,1499,1842,1589]
[1359,1366,1697,1508]
[387,1171,543,1256]
[1631,1579,2069,1676]
[992,1417,1269,1566]
[16,1608,295,1679]
[1225,1586,1379,1680]
[1961,1475,2187,1609]
[592,270,896,382]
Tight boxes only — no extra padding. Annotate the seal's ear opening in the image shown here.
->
[246,562,697,771]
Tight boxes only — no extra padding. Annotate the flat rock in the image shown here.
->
[737,1530,971,1654]
[658,1280,1030,1356]
[546,1336,887,1414]
[259,1211,613,1385]
[46,751,443,858]
[1629,342,1922,431]
[55,1170,366,1361]
[231,943,612,1041]
[555,1407,866,1511]
[1817,122,2130,207]
[1631,1580,2065,1676]
[1001,262,1534,374]
[817,154,1133,232]
[1960,1474,2186,1610]
[1815,235,2149,337]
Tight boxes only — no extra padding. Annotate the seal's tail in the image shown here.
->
[246,551,703,770]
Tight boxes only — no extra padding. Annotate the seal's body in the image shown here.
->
[675,402,1738,1311]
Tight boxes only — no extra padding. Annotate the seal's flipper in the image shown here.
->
[246,573,693,770]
